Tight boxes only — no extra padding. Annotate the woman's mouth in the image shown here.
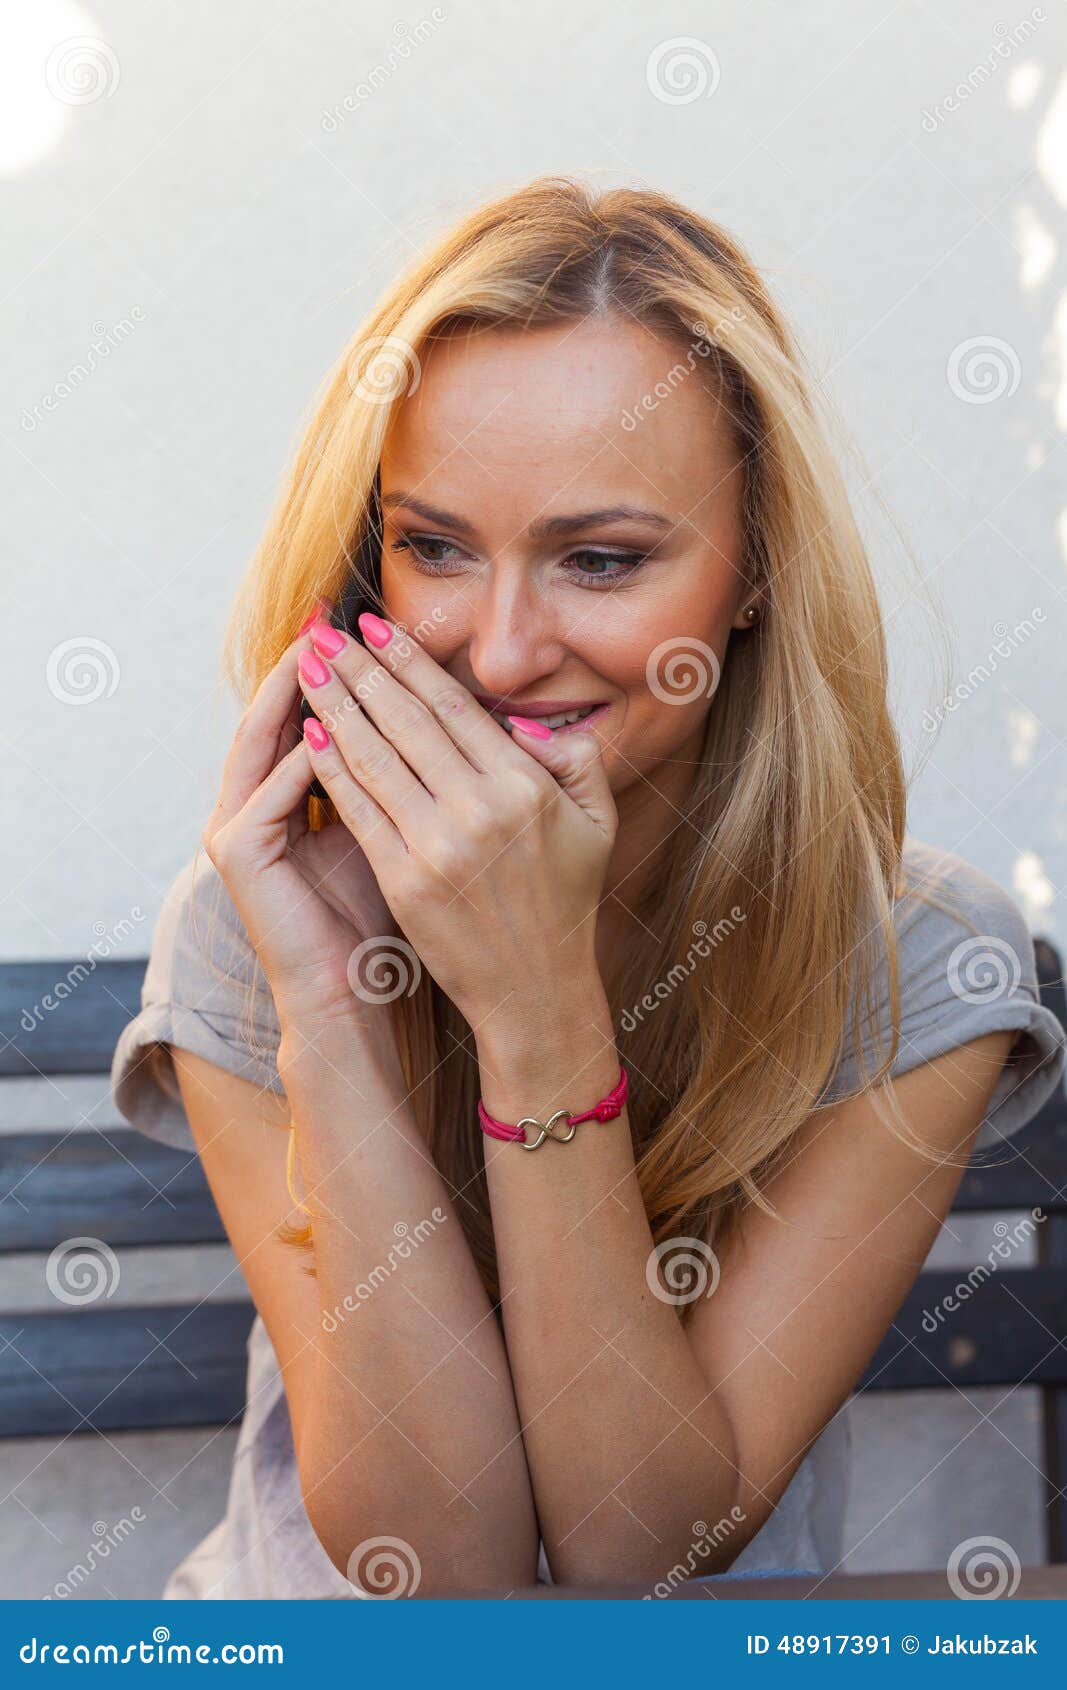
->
[482,700,611,734]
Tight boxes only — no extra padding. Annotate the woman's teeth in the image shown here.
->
[495,704,599,732]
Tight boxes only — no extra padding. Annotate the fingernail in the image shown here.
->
[309,620,346,657]
[358,612,393,648]
[304,717,329,751]
[299,651,331,688]
[299,599,332,636]
[507,715,553,740]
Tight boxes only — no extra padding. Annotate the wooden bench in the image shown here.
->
[1,944,1065,1552]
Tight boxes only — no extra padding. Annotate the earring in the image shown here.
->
[744,603,760,623]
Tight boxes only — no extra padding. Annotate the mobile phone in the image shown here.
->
[300,520,382,802]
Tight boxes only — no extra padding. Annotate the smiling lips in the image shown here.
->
[473,695,610,733]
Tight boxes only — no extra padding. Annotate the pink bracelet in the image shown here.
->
[478,1064,629,1151]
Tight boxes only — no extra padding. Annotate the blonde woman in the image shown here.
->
[111,176,1066,1598]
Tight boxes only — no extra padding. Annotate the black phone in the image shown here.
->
[300,519,382,802]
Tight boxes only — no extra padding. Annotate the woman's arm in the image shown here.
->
[172,1026,540,1594]
[179,613,539,1593]
[476,992,1016,1587]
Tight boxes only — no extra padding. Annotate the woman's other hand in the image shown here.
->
[201,611,401,1037]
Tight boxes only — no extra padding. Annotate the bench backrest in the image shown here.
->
[2,943,1066,1546]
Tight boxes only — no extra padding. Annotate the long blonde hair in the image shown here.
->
[212,174,970,1318]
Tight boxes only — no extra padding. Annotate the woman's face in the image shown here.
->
[377,314,754,802]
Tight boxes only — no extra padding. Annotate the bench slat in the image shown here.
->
[860,1266,1067,1391]
[0,1129,226,1251]
[0,959,145,1077]
[0,1301,255,1435]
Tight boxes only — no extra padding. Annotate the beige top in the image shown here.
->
[110,836,1066,1597]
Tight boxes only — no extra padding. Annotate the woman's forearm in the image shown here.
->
[477,984,742,1587]
[276,1018,539,1593]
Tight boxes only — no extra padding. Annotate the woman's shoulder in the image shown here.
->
[895,834,1036,953]
[827,834,1066,1151]
[109,850,283,1154]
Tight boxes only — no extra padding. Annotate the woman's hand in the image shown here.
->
[201,614,401,1036]
[295,615,618,1042]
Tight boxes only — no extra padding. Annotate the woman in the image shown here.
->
[111,176,1066,1598]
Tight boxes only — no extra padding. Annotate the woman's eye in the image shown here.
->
[564,549,648,587]
[390,535,463,570]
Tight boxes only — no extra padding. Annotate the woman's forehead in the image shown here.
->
[381,318,742,514]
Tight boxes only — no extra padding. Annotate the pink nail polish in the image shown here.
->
[358,612,393,648]
[507,715,553,740]
[299,599,332,636]
[309,620,345,656]
[299,651,331,688]
[304,717,329,750]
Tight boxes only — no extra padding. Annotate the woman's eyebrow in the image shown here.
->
[380,490,673,540]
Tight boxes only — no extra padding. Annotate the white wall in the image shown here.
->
[2,0,1065,1591]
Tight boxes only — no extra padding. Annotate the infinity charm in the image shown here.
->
[516,1108,576,1151]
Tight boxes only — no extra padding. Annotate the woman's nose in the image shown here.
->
[463,566,565,693]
